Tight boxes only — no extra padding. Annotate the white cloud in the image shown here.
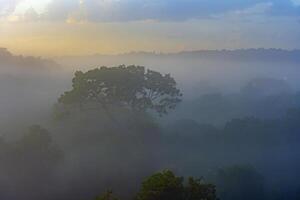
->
[14,0,51,14]
[234,2,273,16]
[0,0,20,16]
[212,2,273,22]
[0,0,50,22]
[33,0,271,22]
[1,0,299,23]
[291,0,300,6]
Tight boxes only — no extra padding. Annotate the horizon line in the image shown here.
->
[1,47,300,59]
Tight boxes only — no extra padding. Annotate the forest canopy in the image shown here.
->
[58,65,182,116]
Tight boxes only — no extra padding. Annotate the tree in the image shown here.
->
[136,170,218,200]
[95,190,119,200]
[185,177,218,200]
[136,170,184,200]
[216,165,265,200]
[58,65,182,116]
[0,125,63,200]
[8,125,63,179]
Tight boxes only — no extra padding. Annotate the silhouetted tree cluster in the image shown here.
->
[96,190,119,200]
[95,170,217,200]
[58,65,182,117]
[216,165,265,200]
[0,125,63,199]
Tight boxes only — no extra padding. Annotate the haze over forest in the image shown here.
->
[0,47,300,199]
[1,0,300,199]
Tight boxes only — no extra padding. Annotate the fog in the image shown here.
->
[1,48,300,199]
[56,49,300,96]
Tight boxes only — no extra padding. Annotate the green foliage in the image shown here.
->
[185,177,218,200]
[10,125,63,175]
[136,170,184,200]
[136,170,218,200]
[58,65,182,116]
[95,190,119,200]
[53,102,71,120]
[0,125,63,199]
[216,165,265,200]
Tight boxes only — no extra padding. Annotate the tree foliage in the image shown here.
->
[216,165,265,200]
[0,125,63,199]
[185,177,218,200]
[95,190,119,200]
[136,170,184,200]
[135,170,218,200]
[58,65,182,115]
[8,125,63,176]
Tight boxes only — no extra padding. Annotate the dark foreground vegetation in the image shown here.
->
[0,60,300,199]
[96,170,217,200]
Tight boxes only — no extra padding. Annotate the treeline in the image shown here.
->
[164,109,300,199]
[168,78,300,126]
[96,170,217,200]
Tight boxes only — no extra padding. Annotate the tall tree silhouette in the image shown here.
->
[58,65,182,118]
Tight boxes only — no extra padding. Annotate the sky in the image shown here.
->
[0,0,299,56]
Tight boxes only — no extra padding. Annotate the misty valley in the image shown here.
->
[0,48,300,200]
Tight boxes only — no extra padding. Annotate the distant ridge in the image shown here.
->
[119,48,300,62]
[57,48,300,63]
[0,48,60,70]
[2,47,299,63]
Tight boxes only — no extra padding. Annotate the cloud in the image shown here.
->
[2,0,300,22]
[42,0,79,21]
[0,0,20,16]
[266,0,300,16]
[234,2,273,16]
[79,0,269,22]
[7,7,39,22]
[50,0,300,22]
[291,0,300,6]
[213,2,274,21]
